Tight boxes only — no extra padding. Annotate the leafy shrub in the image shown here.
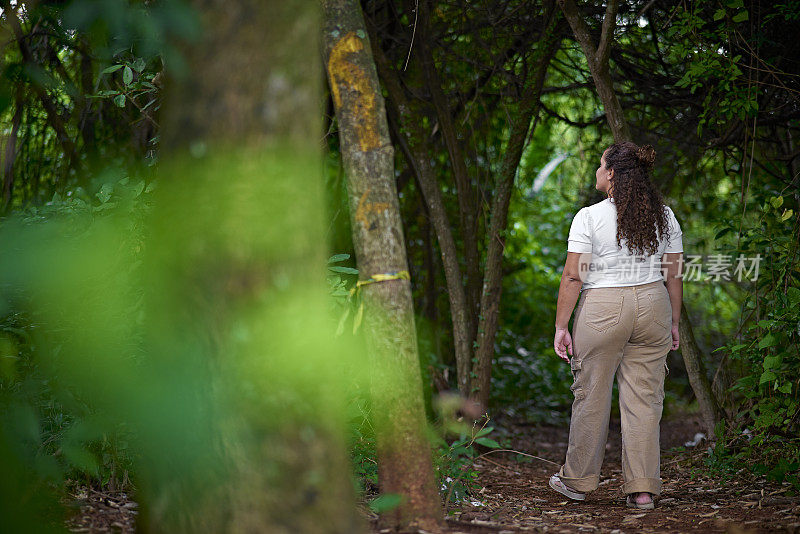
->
[0,174,152,494]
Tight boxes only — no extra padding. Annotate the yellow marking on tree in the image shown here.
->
[327,32,381,152]
[355,188,389,228]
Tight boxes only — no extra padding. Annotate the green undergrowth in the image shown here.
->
[346,391,508,512]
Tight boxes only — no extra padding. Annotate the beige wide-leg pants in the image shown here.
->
[557,280,672,496]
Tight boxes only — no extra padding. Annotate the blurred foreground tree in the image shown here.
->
[0,0,368,532]
[138,0,366,531]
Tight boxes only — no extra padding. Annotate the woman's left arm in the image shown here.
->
[554,252,589,362]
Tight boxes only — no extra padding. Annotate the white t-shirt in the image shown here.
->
[567,198,683,289]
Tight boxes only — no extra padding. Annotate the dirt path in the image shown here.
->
[366,414,800,533]
[65,413,799,533]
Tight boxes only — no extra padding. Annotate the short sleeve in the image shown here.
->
[567,208,593,253]
[664,207,683,253]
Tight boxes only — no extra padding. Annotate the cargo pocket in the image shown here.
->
[584,294,624,333]
[635,360,667,406]
[569,358,586,401]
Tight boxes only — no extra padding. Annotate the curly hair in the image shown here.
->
[605,142,670,256]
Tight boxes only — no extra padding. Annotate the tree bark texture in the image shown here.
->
[679,303,725,436]
[369,26,474,397]
[160,0,320,149]
[322,1,443,531]
[558,0,722,435]
[144,1,364,532]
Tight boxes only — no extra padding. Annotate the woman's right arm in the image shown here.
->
[662,252,683,350]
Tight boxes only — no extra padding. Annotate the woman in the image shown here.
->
[549,142,684,510]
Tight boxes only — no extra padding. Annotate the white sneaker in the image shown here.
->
[549,474,586,501]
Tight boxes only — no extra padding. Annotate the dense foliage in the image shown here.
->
[0,0,798,529]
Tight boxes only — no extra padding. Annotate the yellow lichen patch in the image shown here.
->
[327,32,381,152]
[355,188,390,229]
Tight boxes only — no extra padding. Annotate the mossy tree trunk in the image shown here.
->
[322,0,444,531]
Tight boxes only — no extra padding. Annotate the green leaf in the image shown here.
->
[123,66,133,85]
[763,354,782,370]
[335,307,350,337]
[714,9,726,20]
[327,253,351,264]
[96,183,113,203]
[328,265,358,275]
[474,426,494,438]
[101,64,123,75]
[113,94,126,107]
[352,301,364,334]
[714,227,732,240]
[787,287,800,305]
[451,438,468,449]
[732,10,749,22]
[369,493,403,513]
[770,196,784,209]
[758,333,777,349]
[778,382,793,395]
[132,180,145,197]
[760,370,777,384]
[780,209,794,221]
[475,437,501,448]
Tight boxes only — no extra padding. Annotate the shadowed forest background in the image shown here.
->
[0,0,798,532]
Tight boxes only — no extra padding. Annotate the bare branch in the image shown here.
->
[596,0,618,68]
[557,0,598,71]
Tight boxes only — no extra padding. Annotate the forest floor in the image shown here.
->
[366,413,800,534]
[64,412,800,533]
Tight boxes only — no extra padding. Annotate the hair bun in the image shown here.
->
[636,145,656,169]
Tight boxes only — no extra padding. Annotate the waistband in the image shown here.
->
[582,280,666,293]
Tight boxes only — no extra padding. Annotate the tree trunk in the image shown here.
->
[2,92,22,212]
[322,1,443,531]
[415,0,481,343]
[559,0,723,435]
[679,304,725,436]
[370,24,474,397]
[557,0,631,143]
[141,1,364,532]
[2,2,80,173]
[469,19,561,410]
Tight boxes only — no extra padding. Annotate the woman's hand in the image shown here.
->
[671,323,680,351]
[554,327,573,363]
